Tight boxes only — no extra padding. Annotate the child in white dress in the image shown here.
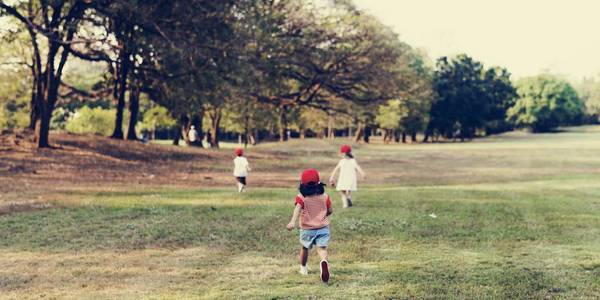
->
[329,145,365,208]
[233,148,251,192]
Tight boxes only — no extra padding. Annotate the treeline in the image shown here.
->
[0,0,597,148]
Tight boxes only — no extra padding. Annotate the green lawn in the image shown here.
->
[1,128,600,299]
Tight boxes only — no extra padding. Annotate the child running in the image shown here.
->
[329,145,365,208]
[286,169,332,283]
[233,148,251,192]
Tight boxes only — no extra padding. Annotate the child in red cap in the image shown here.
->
[233,148,251,192]
[329,144,365,208]
[286,169,333,283]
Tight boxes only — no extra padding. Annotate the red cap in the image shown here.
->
[340,144,352,154]
[301,169,321,185]
[234,148,243,156]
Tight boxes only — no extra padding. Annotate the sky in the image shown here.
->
[352,0,600,80]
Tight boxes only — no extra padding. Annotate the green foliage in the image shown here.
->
[0,104,29,129]
[138,106,176,132]
[65,106,116,136]
[376,100,402,130]
[508,75,584,132]
[576,77,600,122]
[482,67,518,134]
[0,29,31,130]
[221,106,246,135]
[297,107,328,133]
[428,54,516,138]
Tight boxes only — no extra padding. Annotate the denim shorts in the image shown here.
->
[299,226,330,249]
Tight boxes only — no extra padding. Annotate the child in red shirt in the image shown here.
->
[286,169,333,283]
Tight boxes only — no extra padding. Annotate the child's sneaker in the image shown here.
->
[320,260,330,283]
[299,265,308,275]
[347,198,353,207]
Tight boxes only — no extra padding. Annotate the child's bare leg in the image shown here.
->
[299,247,309,266]
[346,191,353,207]
[316,247,328,262]
[317,246,330,282]
[340,192,348,208]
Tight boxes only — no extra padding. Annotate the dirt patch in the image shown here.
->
[0,130,299,201]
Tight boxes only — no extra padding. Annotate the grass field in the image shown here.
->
[1,128,600,299]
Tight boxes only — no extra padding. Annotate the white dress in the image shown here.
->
[335,158,358,191]
[233,157,249,177]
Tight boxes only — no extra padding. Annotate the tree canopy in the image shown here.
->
[508,75,584,132]
[1,1,596,147]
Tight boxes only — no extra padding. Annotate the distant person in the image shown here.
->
[188,125,199,145]
[286,168,332,283]
[141,130,150,144]
[233,148,251,192]
[329,145,365,208]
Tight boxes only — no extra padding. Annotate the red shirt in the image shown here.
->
[295,194,332,230]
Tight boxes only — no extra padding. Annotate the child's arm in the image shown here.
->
[356,163,366,180]
[286,204,302,230]
[329,161,341,185]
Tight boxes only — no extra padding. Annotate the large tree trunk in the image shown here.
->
[34,99,53,148]
[354,123,364,143]
[411,132,417,143]
[126,81,140,140]
[34,32,65,148]
[209,109,221,148]
[278,105,288,142]
[402,132,407,143]
[111,52,129,139]
[423,125,433,143]
[383,129,389,144]
[172,114,190,145]
[35,70,61,148]
[181,114,191,144]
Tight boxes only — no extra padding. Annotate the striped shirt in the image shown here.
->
[295,194,332,230]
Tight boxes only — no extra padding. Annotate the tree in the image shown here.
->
[0,0,99,147]
[65,106,116,136]
[482,67,517,134]
[426,54,516,141]
[137,105,176,139]
[375,100,402,143]
[245,1,411,127]
[576,77,600,123]
[507,75,584,132]
[136,0,239,147]
[397,49,434,142]
[0,21,35,130]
